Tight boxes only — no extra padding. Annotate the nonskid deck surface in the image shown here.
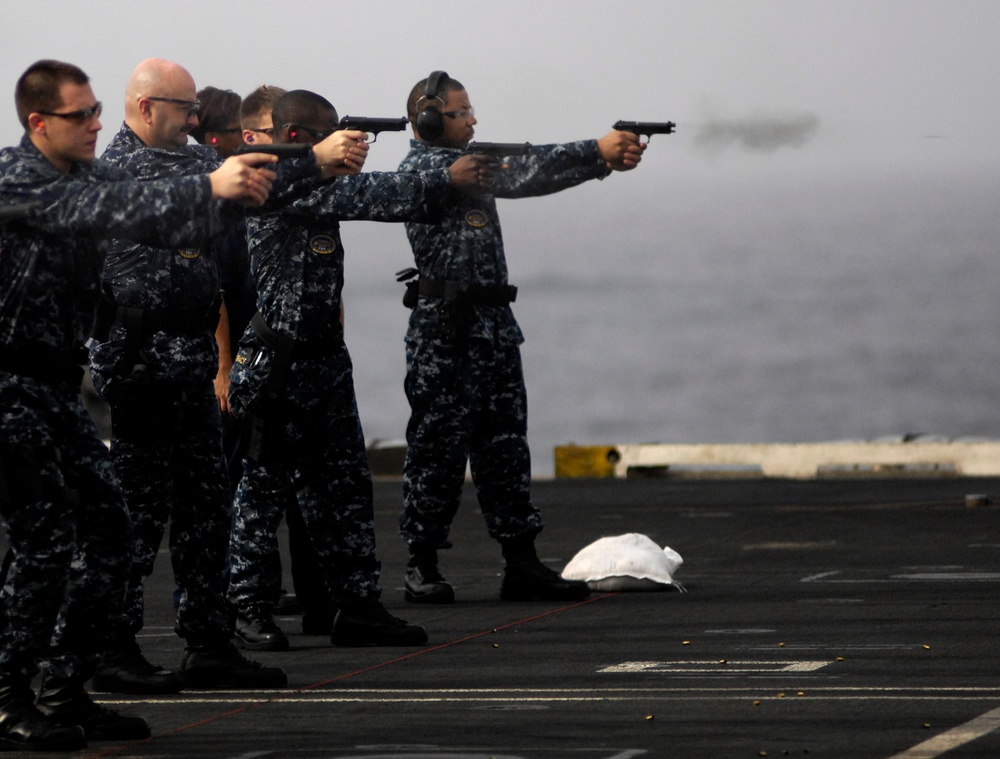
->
[71,477,1000,758]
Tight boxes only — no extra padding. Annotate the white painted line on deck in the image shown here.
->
[265,751,648,759]
[96,685,1000,707]
[597,660,831,674]
[892,572,1000,581]
[746,645,923,653]
[801,571,841,582]
[800,569,1000,583]
[887,705,1000,758]
[704,628,777,634]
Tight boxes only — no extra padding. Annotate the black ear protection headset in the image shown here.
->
[415,70,449,141]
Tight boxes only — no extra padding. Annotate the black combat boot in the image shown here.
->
[0,674,85,751]
[36,673,150,741]
[332,599,429,647]
[300,608,336,636]
[91,632,184,694]
[180,640,287,689]
[499,535,591,602]
[404,549,455,604]
[234,604,289,651]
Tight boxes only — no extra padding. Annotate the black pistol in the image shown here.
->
[337,116,408,142]
[464,141,532,157]
[235,143,312,159]
[612,120,676,141]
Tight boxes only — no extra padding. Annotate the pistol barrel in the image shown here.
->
[612,120,676,137]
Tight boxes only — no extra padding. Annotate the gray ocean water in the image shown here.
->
[341,162,1000,478]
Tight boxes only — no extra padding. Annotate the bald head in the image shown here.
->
[125,58,200,149]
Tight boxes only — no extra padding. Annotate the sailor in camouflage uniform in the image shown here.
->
[224,85,339,650]
[0,59,276,751]
[87,59,295,694]
[227,89,488,647]
[397,72,645,604]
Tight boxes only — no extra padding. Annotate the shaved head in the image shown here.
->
[124,58,200,149]
[125,58,196,119]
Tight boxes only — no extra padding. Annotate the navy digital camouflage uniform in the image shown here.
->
[397,139,610,552]
[0,135,227,682]
[89,123,241,646]
[227,168,452,609]
[216,223,328,620]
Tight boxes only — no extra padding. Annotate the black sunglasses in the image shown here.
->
[146,96,201,116]
[283,123,331,142]
[36,102,103,124]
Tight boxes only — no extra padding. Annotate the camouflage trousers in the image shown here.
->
[400,334,543,551]
[0,375,131,680]
[227,348,380,608]
[109,382,232,645]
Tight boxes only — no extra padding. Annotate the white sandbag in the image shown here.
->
[562,533,685,592]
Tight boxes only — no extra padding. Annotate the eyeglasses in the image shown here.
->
[443,108,475,120]
[283,123,331,142]
[36,102,103,124]
[246,127,274,135]
[145,96,201,117]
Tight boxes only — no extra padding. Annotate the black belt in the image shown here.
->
[94,301,220,339]
[243,312,343,464]
[92,291,222,376]
[417,278,517,306]
[129,304,220,334]
[93,288,222,343]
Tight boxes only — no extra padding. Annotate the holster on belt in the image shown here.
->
[243,311,343,463]
[245,312,293,463]
[93,285,223,377]
[395,269,517,344]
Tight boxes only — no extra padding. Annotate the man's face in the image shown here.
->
[243,115,274,146]
[279,107,337,146]
[144,80,200,149]
[434,88,476,149]
[37,82,103,169]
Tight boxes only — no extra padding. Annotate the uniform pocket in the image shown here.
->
[228,342,272,421]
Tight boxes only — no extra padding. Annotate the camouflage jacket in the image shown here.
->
[398,139,610,347]
[0,135,219,367]
[245,168,452,346]
[89,123,236,390]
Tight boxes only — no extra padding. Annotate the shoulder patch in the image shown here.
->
[310,234,338,255]
[465,210,490,229]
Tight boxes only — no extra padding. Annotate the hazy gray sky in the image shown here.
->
[3,0,999,181]
[4,1,1000,469]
